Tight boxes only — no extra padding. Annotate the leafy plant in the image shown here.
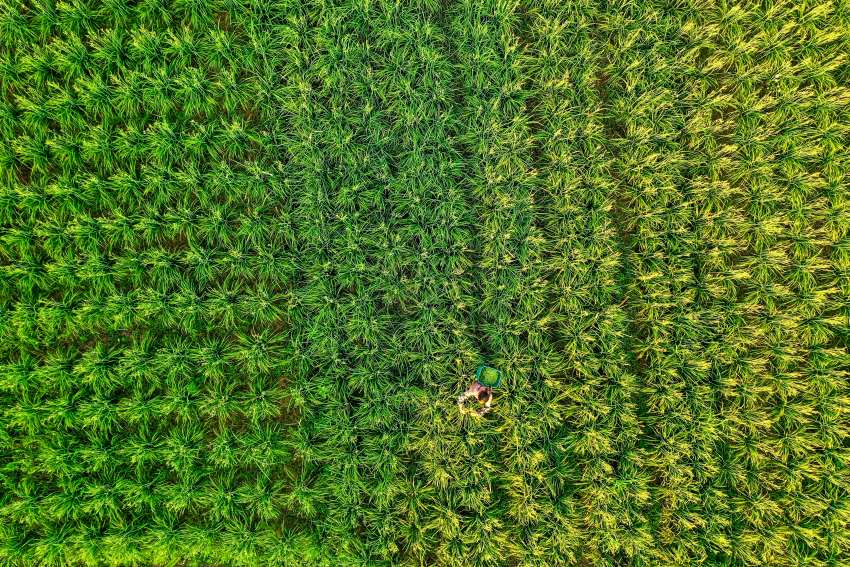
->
[1,0,848,565]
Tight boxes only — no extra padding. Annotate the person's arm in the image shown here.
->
[458,389,476,411]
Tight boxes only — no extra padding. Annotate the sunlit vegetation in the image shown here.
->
[1,0,848,564]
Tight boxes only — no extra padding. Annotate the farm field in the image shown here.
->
[1,0,849,565]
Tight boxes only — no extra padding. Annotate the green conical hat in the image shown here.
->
[475,365,502,388]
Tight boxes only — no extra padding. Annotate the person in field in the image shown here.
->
[457,381,493,416]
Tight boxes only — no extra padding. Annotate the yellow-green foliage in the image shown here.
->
[0,0,848,565]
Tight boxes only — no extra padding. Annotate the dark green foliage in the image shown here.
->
[1,0,849,565]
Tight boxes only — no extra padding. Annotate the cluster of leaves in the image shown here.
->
[609,1,850,563]
[1,0,849,565]
[0,1,310,565]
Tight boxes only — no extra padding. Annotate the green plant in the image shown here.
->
[1,0,849,565]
